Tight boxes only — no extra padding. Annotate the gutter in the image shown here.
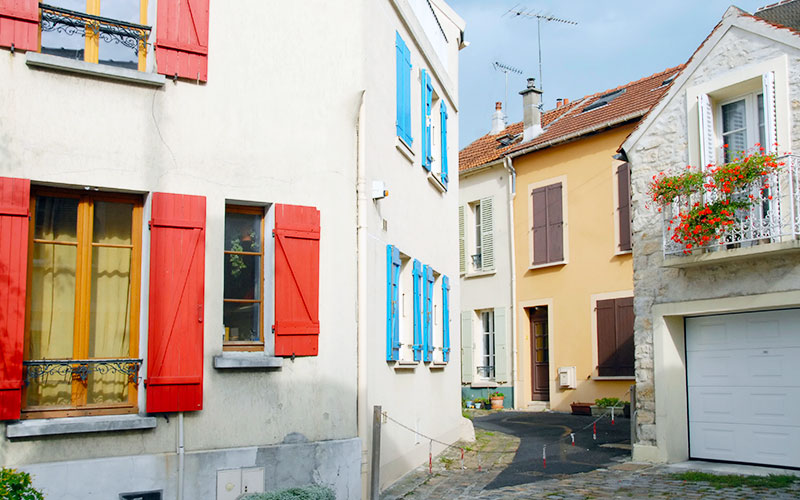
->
[355,90,369,493]
[502,156,519,410]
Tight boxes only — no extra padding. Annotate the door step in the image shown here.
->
[525,402,550,412]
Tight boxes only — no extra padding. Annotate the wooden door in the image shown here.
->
[530,307,549,401]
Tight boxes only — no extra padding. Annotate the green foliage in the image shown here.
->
[594,397,628,408]
[670,471,798,489]
[489,391,504,398]
[239,485,335,500]
[0,468,45,500]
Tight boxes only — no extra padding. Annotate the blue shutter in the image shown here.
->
[412,259,422,361]
[421,69,433,171]
[396,32,412,146]
[423,265,434,362]
[386,245,400,361]
[440,101,448,188]
[442,275,450,362]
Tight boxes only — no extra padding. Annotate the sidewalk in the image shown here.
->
[381,414,800,499]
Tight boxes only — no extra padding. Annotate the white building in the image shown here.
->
[0,0,468,498]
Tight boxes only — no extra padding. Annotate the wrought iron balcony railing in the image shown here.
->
[39,3,151,55]
[662,154,800,257]
[23,358,143,385]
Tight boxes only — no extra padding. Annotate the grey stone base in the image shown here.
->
[16,437,361,500]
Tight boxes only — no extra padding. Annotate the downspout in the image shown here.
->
[177,412,185,500]
[355,90,369,494]
[503,156,519,410]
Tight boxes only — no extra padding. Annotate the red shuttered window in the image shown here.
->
[532,182,564,266]
[0,0,38,51]
[156,0,210,81]
[596,297,634,377]
[273,204,320,357]
[146,193,205,413]
[0,177,30,420]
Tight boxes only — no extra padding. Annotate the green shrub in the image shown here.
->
[0,468,44,500]
[594,397,628,408]
[239,485,335,500]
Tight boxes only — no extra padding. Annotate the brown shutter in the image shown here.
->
[617,163,632,252]
[546,183,563,262]
[596,299,616,376]
[615,297,634,377]
[532,187,547,265]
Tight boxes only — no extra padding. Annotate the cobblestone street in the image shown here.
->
[381,412,800,499]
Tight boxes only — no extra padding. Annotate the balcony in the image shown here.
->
[662,154,800,266]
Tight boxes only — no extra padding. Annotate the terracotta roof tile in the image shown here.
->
[459,65,683,172]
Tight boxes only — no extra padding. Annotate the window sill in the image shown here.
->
[528,260,567,271]
[429,361,448,369]
[393,360,419,370]
[592,376,635,381]
[213,352,283,370]
[25,52,165,87]
[464,269,495,279]
[662,239,800,268]
[6,414,156,438]
[614,249,632,257]
[396,137,415,164]
[468,381,498,388]
[426,172,448,193]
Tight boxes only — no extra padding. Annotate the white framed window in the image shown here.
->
[398,253,414,361]
[459,197,494,274]
[477,309,495,380]
[718,92,765,163]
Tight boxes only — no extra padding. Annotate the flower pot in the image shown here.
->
[570,402,592,416]
[490,397,504,410]
[474,402,483,409]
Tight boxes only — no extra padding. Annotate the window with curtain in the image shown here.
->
[24,190,142,418]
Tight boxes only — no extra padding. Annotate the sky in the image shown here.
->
[448,0,770,148]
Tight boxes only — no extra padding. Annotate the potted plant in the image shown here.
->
[594,397,630,417]
[570,402,593,415]
[489,391,505,410]
[473,399,483,409]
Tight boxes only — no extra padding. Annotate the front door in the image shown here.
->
[530,307,550,401]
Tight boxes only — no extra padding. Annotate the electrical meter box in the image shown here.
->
[557,366,576,389]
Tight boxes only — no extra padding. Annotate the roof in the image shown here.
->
[458,65,683,173]
[756,0,800,31]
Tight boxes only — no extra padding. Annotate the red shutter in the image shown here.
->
[0,177,29,420]
[531,187,547,265]
[617,163,632,252]
[273,204,320,357]
[146,193,205,413]
[546,183,563,262]
[596,299,616,377]
[615,297,634,377]
[0,0,39,52]
[156,0,210,81]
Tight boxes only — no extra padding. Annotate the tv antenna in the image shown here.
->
[492,61,523,120]
[503,4,577,90]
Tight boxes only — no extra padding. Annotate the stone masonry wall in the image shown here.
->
[627,24,800,446]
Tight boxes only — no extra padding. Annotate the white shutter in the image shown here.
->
[762,71,777,154]
[458,205,466,274]
[493,307,509,383]
[698,93,716,168]
[460,311,473,384]
[480,197,494,270]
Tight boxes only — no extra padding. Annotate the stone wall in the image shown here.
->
[626,23,800,446]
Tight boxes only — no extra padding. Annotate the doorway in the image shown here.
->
[529,306,549,401]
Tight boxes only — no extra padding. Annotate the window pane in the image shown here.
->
[87,371,129,405]
[758,93,766,149]
[27,243,77,408]
[224,254,261,300]
[223,302,261,342]
[40,0,87,61]
[100,0,140,24]
[98,38,138,70]
[224,212,262,252]
[89,246,132,358]
[93,201,133,244]
[34,197,79,242]
[722,100,746,134]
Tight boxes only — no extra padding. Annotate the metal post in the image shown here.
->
[629,384,637,450]
[369,406,382,500]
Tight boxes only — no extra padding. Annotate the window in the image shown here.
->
[40,0,150,71]
[223,206,265,351]
[23,189,142,418]
[616,163,632,252]
[421,69,433,171]
[719,93,765,163]
[439,100,449,188]
[595,297,634,377]
[473,201,482,269]
[530,180,565,266]
[478,310,495,379]
[459,197,494,274]
[395,32,413,146]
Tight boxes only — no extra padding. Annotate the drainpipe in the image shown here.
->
[177,412,185,500]
[503,156,519,409]
[355,90,369,495]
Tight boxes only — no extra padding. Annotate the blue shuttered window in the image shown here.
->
[395,32,412,146]
[442,275,450,362]
[386,245,401,361]
[412,260,423,361]
[440,101,448,188]
[423,265,434,362]
[421,69,433,171]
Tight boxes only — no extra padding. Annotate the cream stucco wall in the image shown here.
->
[512,126,635,412]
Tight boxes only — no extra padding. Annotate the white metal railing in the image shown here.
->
[662,154,800,257]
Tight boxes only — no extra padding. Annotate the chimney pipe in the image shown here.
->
[490,101,505,135]
[556,98,563,108]
[519,77,543,142]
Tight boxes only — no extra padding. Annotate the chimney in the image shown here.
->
[556,98,563,108]
[490,101,505,134]
[519,77,543,142]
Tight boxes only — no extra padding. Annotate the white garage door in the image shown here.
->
[686,309,800,468]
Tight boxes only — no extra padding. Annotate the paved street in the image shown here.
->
[381,411,800,499]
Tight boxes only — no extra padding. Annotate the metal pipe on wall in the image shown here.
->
[177,412,185,500]
[504,156,519,409]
